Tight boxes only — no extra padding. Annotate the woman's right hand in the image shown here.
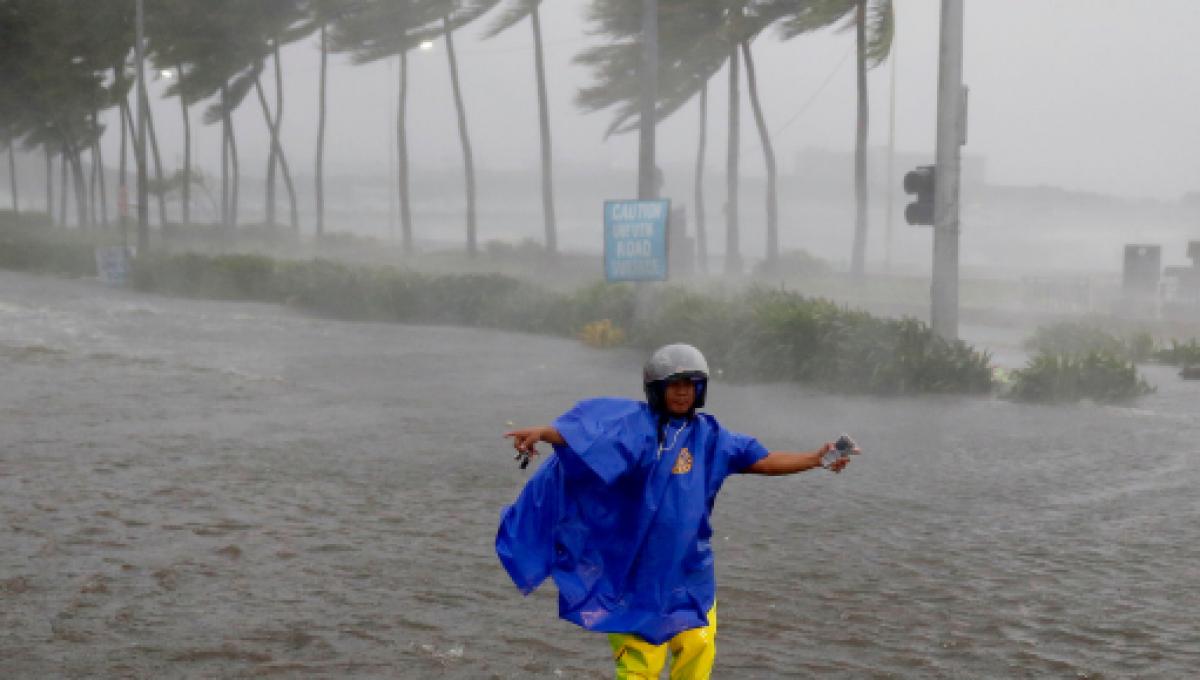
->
[505,426,548,456]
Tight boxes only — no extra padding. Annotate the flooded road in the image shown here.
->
[1,269,1197,678]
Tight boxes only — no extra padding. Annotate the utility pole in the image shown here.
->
[885,30,897,273]
[637,0,657,200]
[135,0,149,254]
[932,0,964,340]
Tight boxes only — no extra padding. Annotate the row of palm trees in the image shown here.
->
[0,0,893,273]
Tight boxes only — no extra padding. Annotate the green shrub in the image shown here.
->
[133,253,278,301]
[1024,320,1155,362]
[0,218,99,276]
[619,286,993,395]
[1154,338,1200,367]
[1009,349,1153,403]
[1,227,1000,396]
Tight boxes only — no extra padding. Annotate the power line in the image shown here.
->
[736,44,853,161]
[769,45,854,140]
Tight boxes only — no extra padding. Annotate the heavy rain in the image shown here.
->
[1,1,1198,678]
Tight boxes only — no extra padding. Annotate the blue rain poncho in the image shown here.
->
[496,398,769,644]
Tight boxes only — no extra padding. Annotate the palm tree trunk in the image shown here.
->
[179,63,191,226]
[144,100,168,229]
[851,0,869,277]
[255,77,299,234]
[724,45,741,275]
[274,42,298,231]
[95,138,108,228]
[89,137,98,227]
[7,139,18,214]
[693,83,708,274]
[58,144,68,226]
[742,41,778,268]
[44,144,52,224]
[88,140,98,226]
[265,87,278,226]
[119,96,129,244]
[398,50,413,254]
[530,6,556,255]
[256,76,278,227]
[121,95,140,225]
[220,83,230,229]
[70,146,88,230]
[276,144,298,233]
[228,109,240,229]
[316,23,328,238]
[443,19,477,257]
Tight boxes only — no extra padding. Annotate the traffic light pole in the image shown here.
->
[932,0,964,341]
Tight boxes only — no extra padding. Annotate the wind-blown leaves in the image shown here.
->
[480,0,540,39]
[776,0,893,68]
[575,0,749,137]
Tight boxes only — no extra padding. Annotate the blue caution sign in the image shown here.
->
[94,246,133,286]
[604,199,670,282]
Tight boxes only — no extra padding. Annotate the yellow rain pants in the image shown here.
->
[607,604,717,680]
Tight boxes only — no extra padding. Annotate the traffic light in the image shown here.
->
[903,165,936,226]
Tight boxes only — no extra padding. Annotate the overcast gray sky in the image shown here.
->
[118,0,1200,201]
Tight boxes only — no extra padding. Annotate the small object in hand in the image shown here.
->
[821,434,858,468]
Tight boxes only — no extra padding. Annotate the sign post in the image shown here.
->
[604,199,670,282]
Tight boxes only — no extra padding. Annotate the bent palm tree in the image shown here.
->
[576,0,783,274]
[331,0,445,253]
[778,0,893,276]
[481,0,557,254]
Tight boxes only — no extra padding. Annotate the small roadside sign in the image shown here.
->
[603,199,669,282]
[95,246,133,286]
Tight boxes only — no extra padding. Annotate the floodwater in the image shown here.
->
[1,269,1197,678]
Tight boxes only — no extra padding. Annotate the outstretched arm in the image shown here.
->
[744,442,850,475]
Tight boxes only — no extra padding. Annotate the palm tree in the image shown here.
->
[316,21,329,237]
[724,43,741,274]
[254,45,300,231]
[330,0,446,254]
[147,0,223,229]
[576,0,787,274]
[293,0,357,239]
[259,7,305,233]
[741,39,778,269]
[778,0,893,276]
[5,138,16,214]
[481,0,557,254]
[413,0,496,256]
[439,12,479,256]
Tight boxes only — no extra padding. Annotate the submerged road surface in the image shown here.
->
[1,270,1198,678]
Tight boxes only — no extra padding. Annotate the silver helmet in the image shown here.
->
[643,343,709,411]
